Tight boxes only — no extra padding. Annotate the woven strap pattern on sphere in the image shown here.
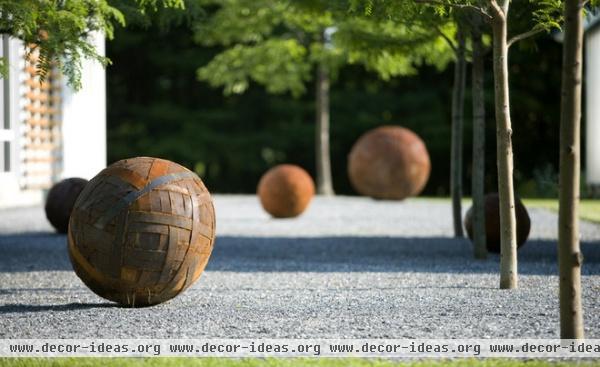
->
[68,157,216,307]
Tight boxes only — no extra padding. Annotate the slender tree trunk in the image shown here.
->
[451,26,467,238]
[315,62,335,196]
[471,15,487,259]
[558,0,585,339]
[490,2,518,289]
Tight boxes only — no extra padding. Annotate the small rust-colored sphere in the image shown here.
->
[348,126,431,200]
[464,193,531,253]
[257,164,315,218]
[68,157,216,307]
[45,177,88,233]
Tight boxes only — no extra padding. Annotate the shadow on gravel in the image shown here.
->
[0,288,84,295]
[1,233,599,275]
[0,302,115,314]
[206,236,600,275]
[0,232,60,238]
[0,233,69,272]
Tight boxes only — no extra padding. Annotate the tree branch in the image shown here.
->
[507,28,545,48]
[413,0,492,20]
[500,0,509,14]
[488,0,504,19]
[436,26,458,55]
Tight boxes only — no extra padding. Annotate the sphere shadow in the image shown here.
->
[0,302,116,314]
[2,232,598,276]
[206,236,600,276]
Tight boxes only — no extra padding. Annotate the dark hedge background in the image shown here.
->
[106,24,567,197]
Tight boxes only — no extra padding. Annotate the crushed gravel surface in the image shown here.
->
[1,195,599,338]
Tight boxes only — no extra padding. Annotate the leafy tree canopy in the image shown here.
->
[350,0,597,37]
[0,0,185,89]
[195,0,455,97]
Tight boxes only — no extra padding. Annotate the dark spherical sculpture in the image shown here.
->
[347,126,431,200]
[257,164,315,218]
[68,157,216,307]
[45,177,88,233]
[464,193,531,253]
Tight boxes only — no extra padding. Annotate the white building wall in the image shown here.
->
[0,32,106,208]
[0,36,43,208]
[586,26,600,185]
[60,31,106,180]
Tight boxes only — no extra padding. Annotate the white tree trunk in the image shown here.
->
[315,62,334,196]
[490,2,518,289]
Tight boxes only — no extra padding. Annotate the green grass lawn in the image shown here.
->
[1,359,599,367]
[415,196,600,224]
[523,199,600,224]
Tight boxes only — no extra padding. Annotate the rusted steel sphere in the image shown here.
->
[45,177,88,233]
[464,193,531,253]
[347,126,431,200]
[68,157,216,307]
[257,164,315,218]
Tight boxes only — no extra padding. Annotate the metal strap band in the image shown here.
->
[94,171,197,229]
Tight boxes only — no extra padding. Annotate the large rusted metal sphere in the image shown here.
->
[464,193,531,253]
[257,164,315,218]
[45,177,88,233]
[348,126,431,200]
[68,157,216,307]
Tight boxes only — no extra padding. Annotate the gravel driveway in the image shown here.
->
[1,195,599,338]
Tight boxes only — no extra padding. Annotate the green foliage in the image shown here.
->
[195,0,334,96]
[194,0,289,46]
[112,0,204,30]
[0,0,124,89]
[528,0,600,33]
[337,18,455,78]
[0,56,8,76]
[198,39,311,97]
[0,0,186,89]
[107,20,566,196]
[195,0,454,97]
[348,0,575,47]
[134,0,184,10]
[531,0,563,31]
